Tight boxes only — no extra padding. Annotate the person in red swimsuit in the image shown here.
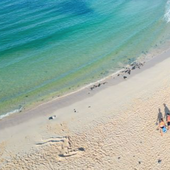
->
[159,118,166,136]
[166,113,170,130]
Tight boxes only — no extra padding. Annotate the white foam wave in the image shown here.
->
[164,0,170,23]
[0,106,23,120]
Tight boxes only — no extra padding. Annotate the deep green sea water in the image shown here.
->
[1,0,170,117]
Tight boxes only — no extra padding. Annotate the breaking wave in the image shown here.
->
[164,0,170,23]
[0,106,22,120]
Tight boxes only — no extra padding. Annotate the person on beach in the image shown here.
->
[164,104,170,116]
[156,108,163,125]
[166,113,170,130]
[159,118,167,136]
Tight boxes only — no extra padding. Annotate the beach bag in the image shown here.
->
[162,126,167,133]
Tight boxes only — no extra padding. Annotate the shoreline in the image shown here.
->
[1,43,170,169]
[1,37,170,119]
[0,40,170,122]
[0,44,170,129]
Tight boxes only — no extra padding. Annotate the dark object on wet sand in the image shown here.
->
[74,109,76,112]
[90,87,94,90]
[127,69,131,74]
[132,66,136,70]
[90,83,102,90]
[158,159,162,163]
[124,68,131,75]
[78,147,85,151]
[123,76,127,79]
[49,115,57,120]
[130,62,143,70]
[138,161,141,164]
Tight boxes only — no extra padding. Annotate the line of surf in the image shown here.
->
[1,44,170,121]
[164,0,170,23]
[0,106,22,120]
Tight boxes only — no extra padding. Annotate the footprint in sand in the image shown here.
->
[36,136,85,160]
[36,136,67,146]
[58,147,85,158]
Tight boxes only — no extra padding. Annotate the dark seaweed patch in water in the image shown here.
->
[58,0,94,15]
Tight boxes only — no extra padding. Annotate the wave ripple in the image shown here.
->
[164,0,170,23]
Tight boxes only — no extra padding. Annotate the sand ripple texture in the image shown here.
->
[1,54,170,169]
[1,80,170,170]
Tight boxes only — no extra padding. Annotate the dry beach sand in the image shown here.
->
[1,48,170,169]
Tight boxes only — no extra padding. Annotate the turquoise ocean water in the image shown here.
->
[1,0,170,117]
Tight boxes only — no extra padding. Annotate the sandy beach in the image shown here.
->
[1,48,170,170]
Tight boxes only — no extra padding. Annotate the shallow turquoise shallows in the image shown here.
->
[1,0,170,116]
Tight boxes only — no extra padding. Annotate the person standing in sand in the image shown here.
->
[159,118,167,136]
[166,113,170,130]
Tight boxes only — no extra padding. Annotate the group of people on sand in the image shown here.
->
[158,104,170,136]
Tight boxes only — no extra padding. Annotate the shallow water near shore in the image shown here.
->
[0,0,170,116]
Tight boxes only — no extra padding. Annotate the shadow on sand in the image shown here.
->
[164,103,170,120]
[156,108,163,125]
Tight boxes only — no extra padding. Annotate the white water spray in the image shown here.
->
[164,0,170,23]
